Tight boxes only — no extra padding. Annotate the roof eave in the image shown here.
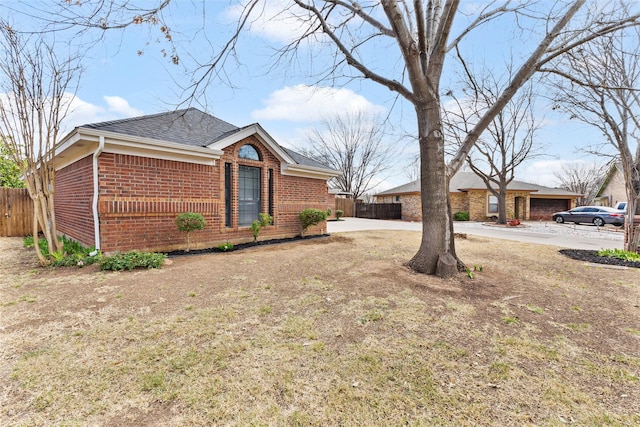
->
[54,127,223,170]
[76,127,224,156]
[281,163,340,180]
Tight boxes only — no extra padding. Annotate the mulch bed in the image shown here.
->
[559,249,640,269]
[166,234,330,257]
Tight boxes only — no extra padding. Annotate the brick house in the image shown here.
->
[375,172,582,221]
[54,108,339,253]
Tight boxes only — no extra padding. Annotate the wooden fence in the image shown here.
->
[0,188,33,237]
[334,198,402,220]
[334,198,355,217]
[355,202,402,220]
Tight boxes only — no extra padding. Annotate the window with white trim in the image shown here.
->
[488,195,498,214]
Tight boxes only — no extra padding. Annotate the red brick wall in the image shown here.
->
[55,155,95,247]
[87,137,330,253]
[217,136,331,241]
[97,153,219,252]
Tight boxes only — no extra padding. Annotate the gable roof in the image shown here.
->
[56,108,338,179]
[595,162,622,198]
[376,171,582,197]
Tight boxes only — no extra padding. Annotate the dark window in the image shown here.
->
[238,144,261,161]
[268,168,274,219]
[225,163,232,227]
[395,195,401,203]
[239,165,261,226]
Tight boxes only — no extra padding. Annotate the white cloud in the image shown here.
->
[60,94,143,135]
[225,2,319,45]
[251,84,386,122]
[104,96,144,117]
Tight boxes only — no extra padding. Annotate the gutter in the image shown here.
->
[92,136,104,251]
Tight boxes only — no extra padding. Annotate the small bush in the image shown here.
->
[454,211,470,221]
[299,208,329,236]
[217,240,234,251]
[335,209,344,220]
[176,212,207,252]
[251,213,273,242]
[100,251,166,271]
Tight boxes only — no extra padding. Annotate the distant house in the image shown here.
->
[375,172,582,221]
[54,108,339,253]
[593,163,627,208]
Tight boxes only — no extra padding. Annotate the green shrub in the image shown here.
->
[100,251,166,271]
[299,208,329,236]
[25,235,101,267]
[335,209,344,220]
[176,212,207,251]
[251,213,273,242]
[217,240,234,251]
[52,252,102,268]
[23,235,34,248]
[598,248,640,262]
[23,235,60,256]
[454,211,470,221]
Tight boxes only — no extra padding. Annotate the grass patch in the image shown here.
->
[502,316,519,325]
[526,304,544,314]
[3,230,640,425]
[624,327,640,336]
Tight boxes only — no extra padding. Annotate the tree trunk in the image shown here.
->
[497,186,508,224]
[624,198,640,253]
[407,104,458,276]
[31,195,47,266]
[620,154,640,253]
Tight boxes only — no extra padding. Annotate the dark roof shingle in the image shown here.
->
[81,108,238,147]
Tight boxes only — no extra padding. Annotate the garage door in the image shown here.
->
[530,199,570,220]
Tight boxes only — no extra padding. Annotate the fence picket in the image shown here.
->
[1,188,33,237]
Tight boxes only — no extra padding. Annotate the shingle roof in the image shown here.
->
[376,171,582,197]
[80,108,329,169]
[81,108,238,147]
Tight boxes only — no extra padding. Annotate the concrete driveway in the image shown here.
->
[327,218,624,251]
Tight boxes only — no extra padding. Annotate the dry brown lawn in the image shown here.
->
[1,230,639,426]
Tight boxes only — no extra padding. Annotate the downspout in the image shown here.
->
[92,136,104,251]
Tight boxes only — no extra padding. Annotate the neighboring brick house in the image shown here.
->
[375,172,582,221]
[54,108,339,253]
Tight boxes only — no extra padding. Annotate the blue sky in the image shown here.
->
[1,0,611,190]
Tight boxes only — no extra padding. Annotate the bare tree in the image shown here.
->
[0,22,82,264]
[554,161,607,206]
[301,112,395,201]
[445,70,543,224]
[29,1,640,275]
[544,18,640,251]
[404,154,421,183]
